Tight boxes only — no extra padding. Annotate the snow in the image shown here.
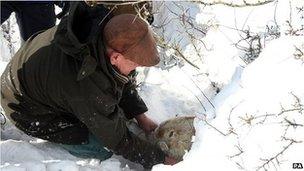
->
[152,35,304,171]
[1,0,304,170]
[137,66,213,123]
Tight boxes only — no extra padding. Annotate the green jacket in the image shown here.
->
[1,2,165,168]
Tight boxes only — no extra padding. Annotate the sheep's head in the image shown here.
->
[154,116,195,161]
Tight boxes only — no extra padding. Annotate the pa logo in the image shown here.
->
[293,163,303,169]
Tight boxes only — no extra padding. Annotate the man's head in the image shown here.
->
[103,14,160,76]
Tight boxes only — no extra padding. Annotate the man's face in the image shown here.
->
[107,49,140,76]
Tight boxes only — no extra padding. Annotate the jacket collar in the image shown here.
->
[110,67,129,84]
[53,2,114,82]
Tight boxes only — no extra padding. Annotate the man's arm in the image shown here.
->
[135,113,158,133]
[67,92,166,169]
[114,130,166,169]
[119,83,148,119]
[119,71,148,119]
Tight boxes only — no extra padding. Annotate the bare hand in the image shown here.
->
[135,113,158,133]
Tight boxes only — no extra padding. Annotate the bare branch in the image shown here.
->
[197,115,234,136]
[192,0,275,8]
[156,35,201,69]
[257,139,302,170]
[182,85,207,112]
[180,69,216,109]
[229,143,244,159]
[85,0,147,7]
[283,118,304,128]
[293,45,304,62]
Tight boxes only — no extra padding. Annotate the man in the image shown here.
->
[0,2,176,169]
[1,1,70,42]
[1,1,56,42]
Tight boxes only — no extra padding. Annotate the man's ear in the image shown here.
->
[109,51,121,65]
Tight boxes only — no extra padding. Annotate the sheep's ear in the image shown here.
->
[158,141,169,151]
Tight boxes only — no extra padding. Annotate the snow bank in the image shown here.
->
[154,36,304,170]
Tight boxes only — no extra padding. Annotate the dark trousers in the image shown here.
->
[1,1,56,41]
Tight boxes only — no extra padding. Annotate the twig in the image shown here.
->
[229,143,244,159]
[197,115,232,136]
[86,0,146,6]
[157,37,200,69]
[294,45,304,62]
[257,139,302,170]
[182,85,207,112]
[181,68,216,109]
[284,118,304,128]
[192,0,275,8]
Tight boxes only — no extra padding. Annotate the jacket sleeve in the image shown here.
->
[119,71,148,119]
[66,88,165,169]
[114,131,166,169]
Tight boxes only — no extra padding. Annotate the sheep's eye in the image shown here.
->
[169,131,174,137]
